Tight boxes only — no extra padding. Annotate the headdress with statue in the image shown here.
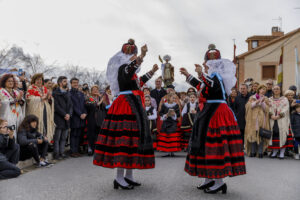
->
[160,54,174,87]
[204,44,221,61]
[106,39,140,96]
[163,55,171,62]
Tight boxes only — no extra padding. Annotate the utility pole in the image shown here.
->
[272,16,282,31]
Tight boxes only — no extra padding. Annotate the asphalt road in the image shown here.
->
[0,152,299,200]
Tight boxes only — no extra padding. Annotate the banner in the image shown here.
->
[277,46,283,88]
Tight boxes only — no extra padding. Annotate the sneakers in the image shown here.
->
[35,161,47,168]
[294,154,300,160]
[35,160,54,168]
[44,160,54,167]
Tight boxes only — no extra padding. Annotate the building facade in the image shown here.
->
[237,27,300,91]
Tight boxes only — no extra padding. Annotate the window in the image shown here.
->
[262,65,276,80]
[251,40,258,49]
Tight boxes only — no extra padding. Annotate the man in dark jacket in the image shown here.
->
[291,104,300,159]
[52,76,73,160]
[233,83,250,145]
[150,77,167,110]
[69,78,87,157]
[265,79,273,98]
[0,121,21,179]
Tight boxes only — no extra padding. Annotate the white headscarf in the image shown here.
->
[106,51,140,96]
[206,58,237,96]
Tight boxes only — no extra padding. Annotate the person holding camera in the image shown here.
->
[85,85,108,156]
[81,83,90,100]
[0,118,21,179]
[18,115,50,167]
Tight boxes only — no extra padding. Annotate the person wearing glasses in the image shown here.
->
[0,118,21,179]
[265,79,274,98]
[0,74,25,137]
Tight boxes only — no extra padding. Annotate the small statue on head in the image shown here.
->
[159,54,174,87]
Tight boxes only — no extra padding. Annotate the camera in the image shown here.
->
[82,86,89,91]
[37,135,44,140]
[7,125,15,131]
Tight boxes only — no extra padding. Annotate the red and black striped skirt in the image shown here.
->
[185,103,246,179]
[157,122,182,152]
[93,94,155,169]
[181,128,192,149]
[268,124,294,149]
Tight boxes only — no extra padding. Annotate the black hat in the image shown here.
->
[166,85,175,89]
[289,85,297,91]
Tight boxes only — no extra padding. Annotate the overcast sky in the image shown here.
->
[0,0,299,90]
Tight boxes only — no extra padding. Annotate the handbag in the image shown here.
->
[259,127,272,139]
[259,112,272,139]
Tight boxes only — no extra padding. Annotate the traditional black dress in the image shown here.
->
[181,102,199,149]
[184,73,246,179]
[93,60,155,169]
[146,106,158,149]
[157,103,182,152]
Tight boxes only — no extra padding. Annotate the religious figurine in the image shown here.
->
[159,55,174,87]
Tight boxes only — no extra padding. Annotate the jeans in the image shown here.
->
[53,128,68,155]
[3,143,20,164]
[20,142,48,163]
[70,128,82,153]
[0,160,21,179]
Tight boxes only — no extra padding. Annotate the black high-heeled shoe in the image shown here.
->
[113,180,134,190]
[204,183,227,194]
[197,180,215,190]
[249,153,256,157]
[124,178,142,186]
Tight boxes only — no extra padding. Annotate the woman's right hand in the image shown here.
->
[195,64,202,74]
[37,139,43,144]
[130,55,137,61]
[179,68,190,77]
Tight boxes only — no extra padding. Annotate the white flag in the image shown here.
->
[296,47,300,94]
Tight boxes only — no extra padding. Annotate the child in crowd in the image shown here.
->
[181,92,198,151]
[157,93,181,157]
[291,104,300,160]
[145,95,158,149]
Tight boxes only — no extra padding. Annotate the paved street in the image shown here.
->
[0,152,299,200]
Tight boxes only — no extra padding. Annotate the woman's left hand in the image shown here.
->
[179,68,190,77]
[152,64,159,73]
[17,91,24,101]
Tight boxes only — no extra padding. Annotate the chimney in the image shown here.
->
[271,26,284,37]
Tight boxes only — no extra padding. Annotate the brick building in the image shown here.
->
[236,27,300,91]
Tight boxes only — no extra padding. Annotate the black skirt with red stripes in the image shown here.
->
[157,131,182,152]
[157,119,182,152]
[185,103,246,179]
[268,121,294,149]
[149,119,158,150]
[181,128,192,149]
[93,93,155,169]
